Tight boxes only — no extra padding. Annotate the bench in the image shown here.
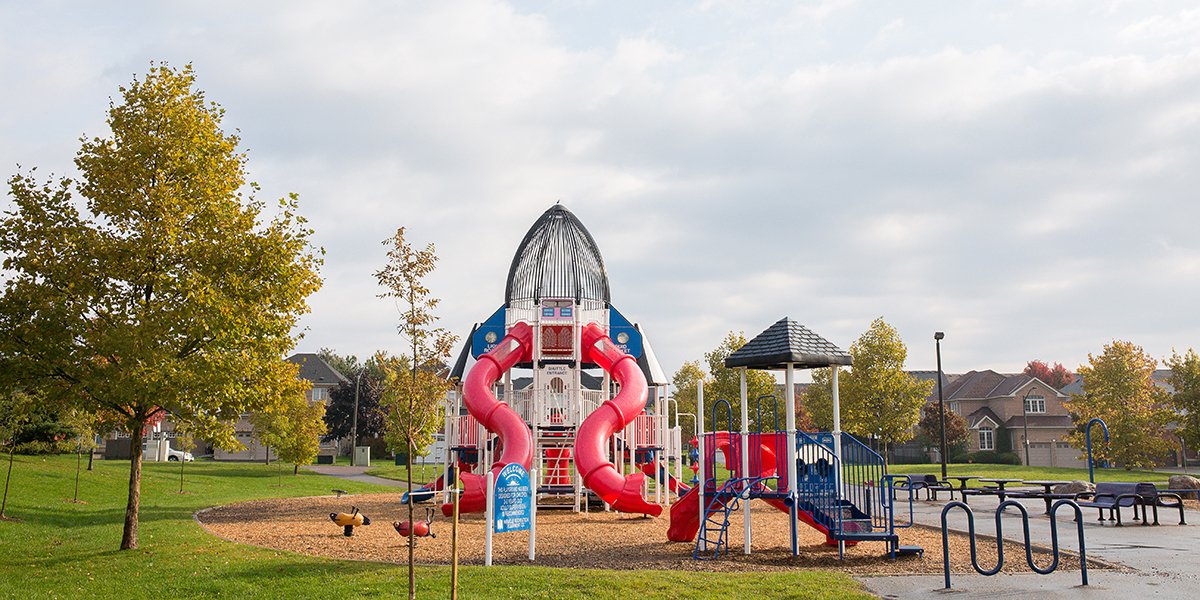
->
[1142,483,1187,526]
[892,474,955,501]
[1073,482,1186,526]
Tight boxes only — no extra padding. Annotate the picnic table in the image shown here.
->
[975,478,1024,503]
[1018,480,1072,514]
[945,475,979,504]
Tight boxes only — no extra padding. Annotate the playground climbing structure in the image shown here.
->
[668,318,922,559]
[403,205,684,517]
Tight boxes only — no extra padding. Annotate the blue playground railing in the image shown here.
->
[839,433,887,532]
[794,430,843,536]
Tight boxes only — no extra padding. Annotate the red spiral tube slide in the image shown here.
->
[441,322,534,517]
[573,323,663,517]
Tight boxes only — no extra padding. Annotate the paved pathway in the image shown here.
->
[860,488,1200,599]
[304,464,411,488]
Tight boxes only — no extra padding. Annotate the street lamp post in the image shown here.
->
[935,332,947,480]
[1022,388,1033,466]
[351,368,363,467]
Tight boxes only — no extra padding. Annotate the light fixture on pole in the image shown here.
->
[934,332,947,480]
[351,367,363,467]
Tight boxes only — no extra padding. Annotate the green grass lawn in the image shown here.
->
[364,461,445,484]
[888,463,1176,486]
[0,454,871,599]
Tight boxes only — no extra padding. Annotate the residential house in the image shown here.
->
[938,370,1082,467]
[213,353,347,461]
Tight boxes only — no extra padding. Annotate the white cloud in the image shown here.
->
[3,0,1200,379]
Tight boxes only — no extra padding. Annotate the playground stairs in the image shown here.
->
[694,480,744,560]
[535,427,577,508]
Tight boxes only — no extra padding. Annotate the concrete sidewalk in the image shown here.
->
[304,464,410,488]
[860,489,1199,599]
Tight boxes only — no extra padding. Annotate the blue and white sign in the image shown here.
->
[607,306,642,359]
[471,306,508,358]
[493,463,532,533]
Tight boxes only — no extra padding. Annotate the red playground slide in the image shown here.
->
[573,323,663,516]
[441,322,535,517]
[638,462,689,495]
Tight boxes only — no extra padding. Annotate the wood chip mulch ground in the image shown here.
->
[195,493,1116,575]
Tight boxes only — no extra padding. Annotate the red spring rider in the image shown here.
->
[393,507,437,547]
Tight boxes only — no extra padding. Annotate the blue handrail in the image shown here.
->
[706,399,736,488]
[1085,418,1109,484]
[940,499,1088,590]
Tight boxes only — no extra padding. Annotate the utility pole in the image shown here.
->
[1022,389,1033,466]
[935,332,947,480]
[351,368,363,467]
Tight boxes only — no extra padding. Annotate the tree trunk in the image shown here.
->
[265,445,270,466]
[293,463,299,475]
[179,453,185,493]
[407,431,416,600]
[121,422,145,550]
[408,297,418,600]
[451,461,459,599]
[74,446,82,502]
[1,444,15,518]
[87,447,94,471]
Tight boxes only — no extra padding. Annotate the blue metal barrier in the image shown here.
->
[940,499,1089,590]
[881,474,915,532]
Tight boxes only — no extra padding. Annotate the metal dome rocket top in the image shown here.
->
[505,204,611,307]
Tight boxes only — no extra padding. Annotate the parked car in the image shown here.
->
[166,447,194,462]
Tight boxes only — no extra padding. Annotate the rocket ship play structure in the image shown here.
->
[403,204,684,517]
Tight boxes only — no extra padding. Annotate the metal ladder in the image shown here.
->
[694,479,744,559]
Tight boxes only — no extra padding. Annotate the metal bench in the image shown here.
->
[1140,483,1186,526]
[1074,482,1156,526]
[892,474,955,501]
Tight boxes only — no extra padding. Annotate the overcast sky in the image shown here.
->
[3,1,1199,382]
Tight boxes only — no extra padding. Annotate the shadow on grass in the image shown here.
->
[6,504,197,529]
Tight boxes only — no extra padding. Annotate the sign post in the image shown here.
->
[529,468,538,561]
[484,463,533,566]
[484,472,494,567]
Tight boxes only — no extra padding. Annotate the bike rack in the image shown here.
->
[1085,418,1109,484]
[940,499,1088,590]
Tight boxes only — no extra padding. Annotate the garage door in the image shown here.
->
[1027,442,1053,467]
[1052,442,1088,468]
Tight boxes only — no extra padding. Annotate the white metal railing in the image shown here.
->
[497,388,613,428]
[632,413,666,448]
[510,389,534,423]
[456,415,480,447]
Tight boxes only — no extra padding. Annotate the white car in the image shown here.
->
[166,447,194,462]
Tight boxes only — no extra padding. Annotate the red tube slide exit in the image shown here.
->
[441,322,534,517]
[573,323,663,517]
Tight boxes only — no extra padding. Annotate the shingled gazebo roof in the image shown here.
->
[724,317,852,370]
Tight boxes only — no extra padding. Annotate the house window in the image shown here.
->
[312,387,327,401]
[978,427,994,451]
[1024,395,1045,414]
[949,401,960,414]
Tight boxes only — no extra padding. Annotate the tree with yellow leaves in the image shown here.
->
[1066,340,1173,470]
[375,227,457,600]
